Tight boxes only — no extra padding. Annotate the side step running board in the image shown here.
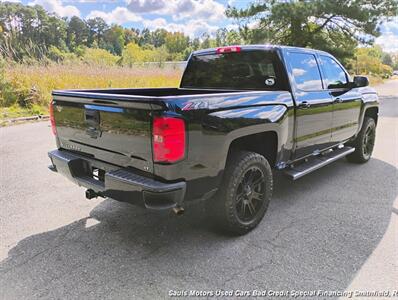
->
[285,146,355,180]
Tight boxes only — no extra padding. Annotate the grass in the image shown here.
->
[0,62,388,124]
[0,63,182,122]
[0,105,47,118]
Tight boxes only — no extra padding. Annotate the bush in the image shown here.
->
[0,58,15,107]
[74,45,86,57]
[121,43,170,67]
[82,48,120,66]
[144,46,169,66]
[48,46,65,63]
[121,43,145,66]
[47,46,78,64]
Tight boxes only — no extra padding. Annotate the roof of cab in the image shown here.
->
[192,44,331,56]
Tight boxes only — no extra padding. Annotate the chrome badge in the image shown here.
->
[62,142,81,152]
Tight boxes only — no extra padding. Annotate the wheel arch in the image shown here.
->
[226,131,279,167]
[364,106,379,124]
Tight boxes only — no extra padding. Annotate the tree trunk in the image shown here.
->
[290,17,307,47]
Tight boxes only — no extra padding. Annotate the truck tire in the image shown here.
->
[210,151,273,235]
[346,117,376,163]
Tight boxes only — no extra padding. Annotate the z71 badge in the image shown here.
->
[181,101,209,111]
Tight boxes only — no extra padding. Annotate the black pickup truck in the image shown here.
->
[48,45,379,234]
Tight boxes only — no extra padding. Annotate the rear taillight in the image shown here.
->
[216,46,241,54]
[152,116,185,163]
[49,101,56,135]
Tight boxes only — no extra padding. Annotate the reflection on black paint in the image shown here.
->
[288,52,323,91]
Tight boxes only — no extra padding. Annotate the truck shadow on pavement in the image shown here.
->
[1,158,397,299]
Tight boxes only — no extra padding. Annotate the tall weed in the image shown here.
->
[2,63,182,110]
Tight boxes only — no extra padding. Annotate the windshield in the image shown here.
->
[180,50,288,90]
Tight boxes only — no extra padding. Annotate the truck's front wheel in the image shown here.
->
[346,117,376,163]
[210,151,273,235]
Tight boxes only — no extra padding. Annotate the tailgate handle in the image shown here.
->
[85,109,100,124]
[84,109,101,139]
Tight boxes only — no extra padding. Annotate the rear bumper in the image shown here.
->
[48,149,186,209]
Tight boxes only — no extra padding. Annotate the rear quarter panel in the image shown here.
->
[154,91,295,201]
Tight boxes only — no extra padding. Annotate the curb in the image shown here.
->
[0,115,50,126]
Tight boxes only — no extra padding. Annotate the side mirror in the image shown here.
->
[353,76,369,88]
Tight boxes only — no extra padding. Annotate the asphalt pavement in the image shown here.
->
[0,80,397,299]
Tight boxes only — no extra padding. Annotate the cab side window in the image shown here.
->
[288,52,323,91]
[320,55,348,88]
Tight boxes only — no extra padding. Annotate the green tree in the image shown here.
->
[382,52,393,67]
[139,28,152,46]
[0,3,67,60]
[67,16,89,51]
[191,38,201,50]
[215,28,228,46]
[86,17,108,48]
[124,28,139,45]
[45,15,68,51]
[151,29,168,48]
[390,53,398,70]
[226,30,242,45]
[103,25,125,56]
[165,32,190,55]
[200,33,216,49]
[227,0,398,62]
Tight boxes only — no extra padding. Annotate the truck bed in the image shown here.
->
[52,87,288,176]
[53,87,243,99]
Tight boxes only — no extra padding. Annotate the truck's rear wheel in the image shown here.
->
[210,151,273,235]
[346,117,376,163]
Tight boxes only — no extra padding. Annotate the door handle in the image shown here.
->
[334,98,343,103]
[299,101,311,108]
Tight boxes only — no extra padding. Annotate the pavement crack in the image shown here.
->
[0,243,64,274]
[248,239,285,251]
[270,220,296,242]
[221,270,244,286]
[262,239,286,249]
[246,261,272,274]
[270,215,314,243]
[324,275,343,285]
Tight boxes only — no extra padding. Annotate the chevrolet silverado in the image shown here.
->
[48,45,379,234]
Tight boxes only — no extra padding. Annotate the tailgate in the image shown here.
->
[52,95,156,174]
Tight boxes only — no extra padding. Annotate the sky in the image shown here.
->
[5,0,398,52]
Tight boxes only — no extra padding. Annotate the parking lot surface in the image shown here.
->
[0,80,397,299]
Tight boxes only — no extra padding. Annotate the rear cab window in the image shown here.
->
[287,52,323,91]
[180,50,289,91]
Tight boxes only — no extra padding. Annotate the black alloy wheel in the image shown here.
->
[362,122,376,160]
[346,117,376,163]
[209,151,273,235]
[235,166,266,223]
